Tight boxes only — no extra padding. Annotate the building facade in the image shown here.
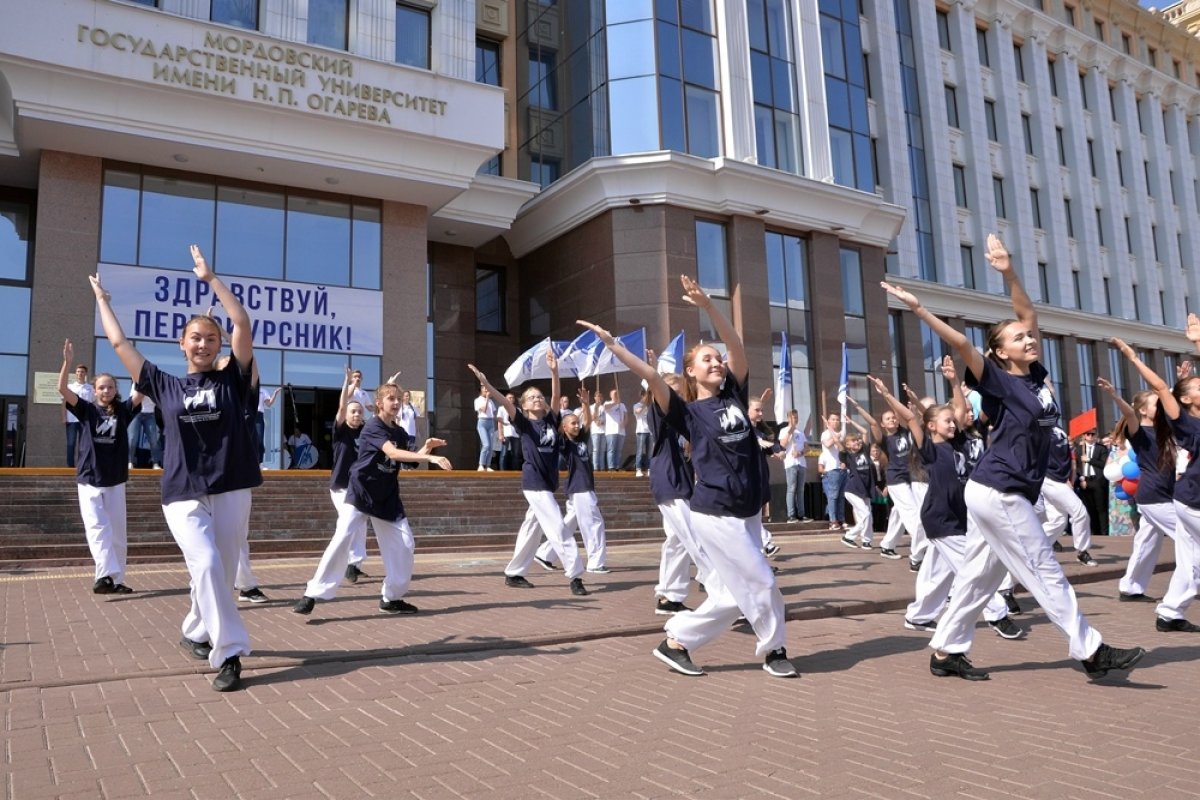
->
[1,0,1198,475]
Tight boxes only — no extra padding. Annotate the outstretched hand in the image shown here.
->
[939,355,958,382]
[1187,313,1200,344]
[577,385,591,406]
[467,363,487,385]
[984,233,1010,273]
[680,274,713,310]
[866,375,890,396]
[418,437,447,455]
[88,274,110,303]
[577,320,616,346]
[63,338,73,363]
[190,244,213,283]
[1180,360,1194,380]
[880,281,920,310]
[1097,377,1117,396]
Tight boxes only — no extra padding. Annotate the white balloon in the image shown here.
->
[1103,461,1122,482]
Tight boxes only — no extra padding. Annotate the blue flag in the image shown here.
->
[836,342,849,419]
[559,329,604,378]
[579,328,646,378]
[656,330,686,374]
[774,330,791,422]
[503,337,570,387]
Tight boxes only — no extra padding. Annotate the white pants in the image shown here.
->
[1039,479,1092,553]
[506,490,583,580]
[1157,502,1200,621]
[536,491,607,571]
[1120,501,1172,595]
[665,511,786,657]
[162,489,253,668]
[304,489,372,600]
[843,492,872,544]
[654,499,711,602]
[929,481,1102,661]
[906,535,1008,624]
[77,483,127,583]
[362,515,416,601]
[879,481,928,561]
[348,514,368,567]
[234,542,259,592]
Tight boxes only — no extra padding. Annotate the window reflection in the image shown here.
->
[352,205,381,290]
[308,0,348,50]
[211,0,257,29]
[100,171,140,265]
[396,3,431,68]
[284,350,347,388]
[215,187,284,279]
[0,355,27,395]
[476,266,506,333]
[0,286,30,354]
[610,77,661,153]
[685,85,720,157]
[139,175,215,271]
[607,22,656,80]
[286,196,350,286]
[695,220,728,296]
[0,202,31,282]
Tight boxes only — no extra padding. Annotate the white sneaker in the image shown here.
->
[477,466,485,472]
[635,470,644,477]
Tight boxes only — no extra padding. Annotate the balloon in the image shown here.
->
[1121,460,1141,480]
[1121,479,1139,496]
[1103,461,1122,482]
[1114,487,1129,500]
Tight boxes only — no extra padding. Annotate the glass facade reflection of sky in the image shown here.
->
[748,0,802,174]
[0,203,30,282]
[821,0,873,192]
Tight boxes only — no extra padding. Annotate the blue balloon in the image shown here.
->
[1128,449,1137,463]
[1121,460,1141,480]
[1114,487,1129,500]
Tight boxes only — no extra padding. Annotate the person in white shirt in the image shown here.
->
[779,409,810,522]
[474,385,497,471]
[589,395,607,471]
[127,379,162,468]
[255,385,281,466]
[398,390,419,470]
[497,393,520,470]
[65,363,95,467]
[349,369,375,418]
[603,387,627,471]
[819,412,846,530]
[633,390,651,477]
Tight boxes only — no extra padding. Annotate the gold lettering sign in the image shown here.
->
[76,24,449,126]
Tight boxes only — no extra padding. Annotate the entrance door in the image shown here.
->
[278,386,342,469]
[1,397,24,466]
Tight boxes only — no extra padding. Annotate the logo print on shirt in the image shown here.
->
[183,388,217,413]
[893,434,909,454]
[954,449,968,481]
[717,405,748,433]
[95,416,117,439]
[539,425,556,448]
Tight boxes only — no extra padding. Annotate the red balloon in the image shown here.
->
[1121,479,1139,496]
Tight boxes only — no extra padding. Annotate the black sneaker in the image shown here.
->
[180,637,212,661]
[930,652,990,681]
[345,564,366,583]
[763,648,798,678]
[860,541,873,550]
[1157,616,1200,632]
[799,517,813,522]
[505,575,535,588]
[587,566,612,574]
[1001,590,1022,615]
[111,583,134,594]
[212,656,242,692]
[1077,551,1097,567]
[533,556,557,571]
[652,639,703,676]
[1052,539,1064,552]
[879,548,902,560]
[569,577,588,596]
[909,560,922,573]
[379,599,419,614]
[93,576,116,594]
[904,618,937,632]
[1082,643,1146,679]
[293,596,316,615]
[786,516,800,523]
[238,588,269,603]
[840,534,858,549]
[655,597,691,615]
[987,616,1025,639]
[1119,592,1156,603]
[763,543,780,558]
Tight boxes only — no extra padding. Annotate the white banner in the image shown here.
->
[93,263,383,355]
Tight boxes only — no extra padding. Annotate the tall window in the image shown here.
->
[1013,42,1025,81]
[841,248,870,403]
[822,0,872,190]
[748,0,802,173]
[960,245,975,289]
[1043,335,1065,415]
[476,266,506,333]
[1077,341,1095,412]
[476,39,502,175]
[695,219,730,342]
[308,0,349,50]
[1022,114,1034,155]
[766,231,814,417]
[1107,344,1127,400]
[395,3,431,69]
[211,0,257,29]
[936,10,951,51]
[1048,57,1058,97]
[944,85,959,128]
[953,164,968,208]
[993,176,1006,218]
[1056,127,1066,166]
[896,0,936,280]
[657,0,722,158]
[0,200,32,398]
[1064,198,1074,237]
[528,47,557,110]
[976,28,990,67]
[984,99,999,142]
[1030,188,1042,228]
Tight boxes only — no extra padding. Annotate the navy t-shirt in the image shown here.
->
[680,373,765,519]
[562,428,595,494]
[137,359,263,504]
[1044,425,1073,482]
[329,421,362,492]
[1168,413,1200,509]
[965,359,1056,503]
[883,431,912,484]
[917,435,969,538]
[961,423,987,477]
[842,448,873,499]
[514,409,562,492]
[346,416,409,521]
[68,397,136,488]
[648,393,694,505]
[1129,426,1174,505]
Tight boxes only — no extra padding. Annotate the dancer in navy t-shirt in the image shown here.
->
[92,245,261,692]
[883,233,1143,681]
[58,338,140,595]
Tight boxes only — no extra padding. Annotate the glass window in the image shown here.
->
[139,175,215,271]
[607,0,655,24]
[477,39,500,87]
[396,3,431,69]
[695,220,728,296]
[960,245,975,289]
[682,28,716,88]
[285,196,350,285]
[351,205,381,290]
[610,77,661,153]
[680,0,713,33]
[765,230,808,308]
[1048,58,1058,96]
[1038,262,1050,303]
[1031,188,1042,228]
[1056,127,1066,166]
[530,158,560,188]
[976,28,989,67]
[840,248,863,317]
[476,266,506,333]
[684,85,720,157]
[308,0,348,50]
[0,286,30,354]
[101,170,140,266]
[1013,43,1025,81]
[953,164,968,208]
[0,201,31,282]
[984,99,998,141]
[1077,341,1095,411]
[528,48,557,110]
[936,11,951,50]
[1022,114,1034,155]
[1064,198,1074,237]
[215,187,284,279]
[0,355,26,395]
[211,0,257,29]
[659,76,686,151]
[607,22,657,80]
[944,85,959,127]
[993,176,1005,218]
[284,350,349,388]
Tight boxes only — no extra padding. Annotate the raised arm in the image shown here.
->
[940,356,971,429]
[681,274,746,385]
[89,274,147,384]
[577,321,674,414]
[847,395,882,442]
[577,385,593,428]
[882,281,984,380]
[190,245,253,372]
[1113,337,1178,420]
[1097,377,1138,436]
[547,349,561,409]
[986,234,1037,334]
[466,364,516,420]
[867,375,914,425]
[335,365,354,425]
[57,339,79,406]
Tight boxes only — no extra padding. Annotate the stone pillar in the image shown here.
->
[263,0,307,42]
[716,0,756,163]
[433,0,475,80]
[352,0,395,61]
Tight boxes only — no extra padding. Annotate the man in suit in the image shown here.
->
[1074,430,1109,537]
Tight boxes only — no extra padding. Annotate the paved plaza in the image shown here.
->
[2,533,1198,799]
